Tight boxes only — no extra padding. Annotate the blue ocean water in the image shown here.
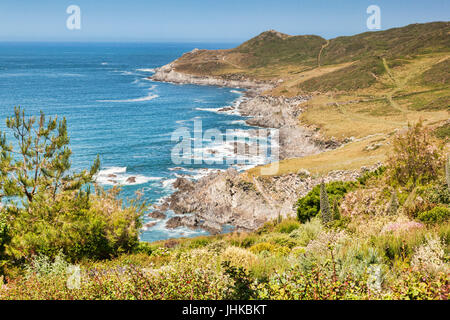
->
[0,42,266,242]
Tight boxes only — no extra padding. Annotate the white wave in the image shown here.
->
[97,92,159,103]
[229,120,247,125]
[195,106,237,115]
[95,167,161,186]
[195,107,223,113]
[101,62,108,65]
[136,68,156,73]
[161,178,176,191]
[230,90,243,94]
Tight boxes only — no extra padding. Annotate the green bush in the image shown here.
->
[7,187,144,262]
[0,212,10,275]
[0,108,145,263]
[418,206,450,224]
[296,181,355,223]
[274,220,300,233]
[387,121,443,186]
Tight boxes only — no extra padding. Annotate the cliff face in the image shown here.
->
[160,165,381,234]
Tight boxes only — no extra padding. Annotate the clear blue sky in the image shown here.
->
[0,0,449,42]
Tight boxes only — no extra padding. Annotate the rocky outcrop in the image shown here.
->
[162,164,382,233]
[236,95,338,159]
[151,62,274,91]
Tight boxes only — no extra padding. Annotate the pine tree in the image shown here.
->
[320,180,332,225]
[388,190,399,215]
[0,107,100,205]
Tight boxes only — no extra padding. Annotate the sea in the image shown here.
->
[0,42,273,242]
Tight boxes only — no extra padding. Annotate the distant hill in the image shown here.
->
[170,22,450,94]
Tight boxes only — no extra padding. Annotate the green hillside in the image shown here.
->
[171,22,450,94]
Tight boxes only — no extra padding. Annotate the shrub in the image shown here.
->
[387,190,399,215]
[249,242,290,256]
[446,154,450,190]
[387,121,443,186]
[222,261,256,300]
[417,206,450,224]
[0,109,145,262]
[7,186,144,262]
[0,212,10,275]
[24,252,70,279]
[249,242,277,254]
[221,246,258,270]
[274,219,300,233]
[288,217,324,246]
[296,181,355,223]
[320,181,332,225]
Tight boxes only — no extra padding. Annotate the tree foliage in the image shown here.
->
[296,181,354,223]
[0,107,99,204]
[0,108,144,262]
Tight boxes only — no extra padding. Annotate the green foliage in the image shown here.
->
[387,121,443,187]
[434,123,450,140]
[357,166,386,185]
[296,181,355,223]
[222,261,256,300]
[288,217,323,246]
[24,251,70,279]
[274,219,300,233]
[319,181,332,225]
[0,108,144,263]
[0,212,10,275]
[0,107,100,204]
[332,199,341,220]
[418,206,450,224]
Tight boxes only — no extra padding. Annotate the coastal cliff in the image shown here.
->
[149,22,450,234]
[158,164,381,234]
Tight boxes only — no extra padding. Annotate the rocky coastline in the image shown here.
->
[159,164,381,234]
[149,62,347,234]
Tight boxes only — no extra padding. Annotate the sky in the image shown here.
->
[0,0,449,42]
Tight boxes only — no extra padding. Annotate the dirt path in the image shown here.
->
[317,40,330,67]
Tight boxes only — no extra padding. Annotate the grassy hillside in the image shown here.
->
[171,22,449,92]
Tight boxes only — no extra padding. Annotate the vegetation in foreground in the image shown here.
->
[0,113,448,300]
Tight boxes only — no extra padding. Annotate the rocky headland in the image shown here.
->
[150,56,359,234]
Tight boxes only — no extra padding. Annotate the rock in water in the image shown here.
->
[148,210,166,219]
[126,176,136,184]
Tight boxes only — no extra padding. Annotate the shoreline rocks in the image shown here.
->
[162,164,382,233]
[148,210,166,219]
